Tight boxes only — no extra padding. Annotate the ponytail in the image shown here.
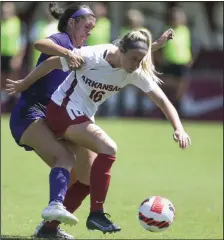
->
[139,29,163,84]
[48,2,63,20]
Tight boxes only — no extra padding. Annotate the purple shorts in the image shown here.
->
[10,99,47,151]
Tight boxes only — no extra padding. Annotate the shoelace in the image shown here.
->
[51,202,67,210]
[103,213,113,224]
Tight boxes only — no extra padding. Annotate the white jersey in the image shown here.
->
[51,44,157,119]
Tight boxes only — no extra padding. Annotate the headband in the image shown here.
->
[125,40,148,52]
[71,8,94,19]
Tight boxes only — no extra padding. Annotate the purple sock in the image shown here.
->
[49,167,70,204]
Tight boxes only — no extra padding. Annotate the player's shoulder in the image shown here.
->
[81,44,114,56]
[49,32,68,39]
[78,44,114,62]
[87,44,114,51]
[127,67,155,83]
[130,68,146,78]
[48,32,73,48]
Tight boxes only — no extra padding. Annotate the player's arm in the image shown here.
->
[5,55,83,95]
[34,39,70,57]
[146,85,191,149]
[151,29,174,52]
[34,38,80,71]
[6,57,62,95]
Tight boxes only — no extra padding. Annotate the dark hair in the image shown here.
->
[48,2,94,32]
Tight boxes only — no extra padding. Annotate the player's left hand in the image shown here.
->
[65,50,85,71]
[173,129,191,149]
[5,79,26,96]
[157,29,175,46]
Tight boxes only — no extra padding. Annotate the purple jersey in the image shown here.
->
[10,32,75,150]
[20,32,74,105]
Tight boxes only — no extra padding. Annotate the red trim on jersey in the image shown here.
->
[151,196,163,214]
[62,71,78,107]
[46,100,91,137]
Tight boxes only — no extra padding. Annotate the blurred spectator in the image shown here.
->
[120,9,145,35]
[29,3,58,68]
[160,7,194,114]
[87,2,111,45]
[1,2,26,112]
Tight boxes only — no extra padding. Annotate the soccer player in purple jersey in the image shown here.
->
[9,2,96,239]
[8,2,174,238]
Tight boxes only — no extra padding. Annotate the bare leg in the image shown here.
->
[20,118,78,225]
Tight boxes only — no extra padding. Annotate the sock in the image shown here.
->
[90,153,116,212]
[44,181,90,229]
[49,167,70,204]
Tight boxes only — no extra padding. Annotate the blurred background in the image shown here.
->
[1,2,223,238]
[1,1,223,121]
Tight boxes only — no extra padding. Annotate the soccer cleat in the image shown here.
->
[34,220,75,239]
[86,211,121,234]
[41,201,79,226]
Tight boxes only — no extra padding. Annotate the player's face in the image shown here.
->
[120,49,147,73]
[70,15,96,46]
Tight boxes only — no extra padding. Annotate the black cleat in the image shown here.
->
[86,211,121,234]
[34,221,75,239]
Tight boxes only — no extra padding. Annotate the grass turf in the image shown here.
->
[1,116,223,239]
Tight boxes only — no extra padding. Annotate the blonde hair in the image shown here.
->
[117,28,163,84]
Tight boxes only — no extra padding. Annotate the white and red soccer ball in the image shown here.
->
[138,196,176,232]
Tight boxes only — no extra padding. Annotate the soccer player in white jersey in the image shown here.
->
[7,28,191,233]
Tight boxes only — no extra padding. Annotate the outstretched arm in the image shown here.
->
[151,29,174,52]
[34,39,70,57]
[34,38,80,70]
[147,85,191,149]
[6,56,62,95]
[6,52,84,96]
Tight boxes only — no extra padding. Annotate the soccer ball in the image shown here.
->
[138,196,175,232]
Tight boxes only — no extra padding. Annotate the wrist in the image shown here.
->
[62,49,70,58]
[156,39,165,48]
[174,126,184,132]
[23,77,29,85]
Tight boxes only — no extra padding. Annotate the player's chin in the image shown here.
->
[126,68,135,73]
[79,37,87,45]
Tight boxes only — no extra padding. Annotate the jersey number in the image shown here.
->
[89,90,106,102]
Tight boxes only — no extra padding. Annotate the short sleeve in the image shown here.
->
[47,33,72,49]
[47,35,63,46]
[59,46,97,72]
[126,68,158,93]
[60,56,69,72]
[72,46,99,69]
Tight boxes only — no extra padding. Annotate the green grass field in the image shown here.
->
[1,115,223,239]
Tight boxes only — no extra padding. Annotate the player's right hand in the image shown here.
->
[5,79,26,96]
[173,129,191,149]
[65,51,85,71]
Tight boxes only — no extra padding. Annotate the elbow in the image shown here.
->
[156,97,167,109]
[34,40,42,51]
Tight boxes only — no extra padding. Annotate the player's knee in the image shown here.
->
[102,140,118,156]
[77,174,90,186]
[54,149,76,172]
